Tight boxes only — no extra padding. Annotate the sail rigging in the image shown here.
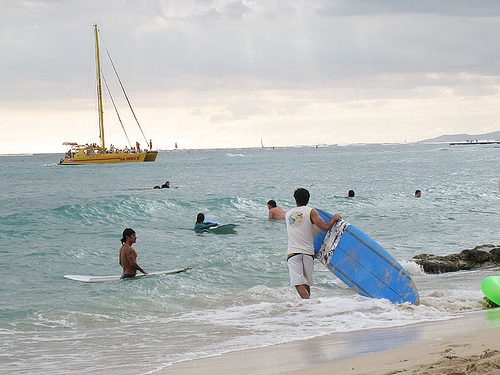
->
[60,24,158,165]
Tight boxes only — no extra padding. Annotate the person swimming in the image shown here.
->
[267,199,286,219]
[153,181,170,189]
[194,213,218,231]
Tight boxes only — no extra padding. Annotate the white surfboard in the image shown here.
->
[209,223,237,230]
[64,266,190,283]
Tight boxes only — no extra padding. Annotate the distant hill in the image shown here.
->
[419,131,500,143]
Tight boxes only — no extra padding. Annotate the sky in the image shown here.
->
[2,0,500,154]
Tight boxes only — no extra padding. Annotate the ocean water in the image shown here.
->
[1,143,499,374]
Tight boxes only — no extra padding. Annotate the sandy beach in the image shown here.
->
[155,309,500,375]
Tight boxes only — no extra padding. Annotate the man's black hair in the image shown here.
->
[121,228,135,244]
[267,200,277,207]
[293,188,310,206]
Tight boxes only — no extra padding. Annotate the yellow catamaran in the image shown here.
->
[60,24,158,165]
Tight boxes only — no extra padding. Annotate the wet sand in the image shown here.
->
[154,309,500,375]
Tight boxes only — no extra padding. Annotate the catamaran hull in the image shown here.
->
[60,151,158,165]
[143,151,158,162]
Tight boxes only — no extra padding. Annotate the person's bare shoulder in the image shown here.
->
[269,207,286,219]
[122,244,137,256]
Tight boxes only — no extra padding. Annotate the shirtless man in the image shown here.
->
[119,228,148,279]
[267,200,286,220]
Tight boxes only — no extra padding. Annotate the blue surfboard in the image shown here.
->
[314,209,419,305]
[204,220,237,233]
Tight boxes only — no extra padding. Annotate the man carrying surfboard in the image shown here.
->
[119,228,148,279]
[286,188,341,299]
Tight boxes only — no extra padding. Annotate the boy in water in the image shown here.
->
[119,228,148,279]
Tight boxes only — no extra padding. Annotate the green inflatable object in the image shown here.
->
[481,276,500,306]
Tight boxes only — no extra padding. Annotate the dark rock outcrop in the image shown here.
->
[413,244,500,274]
[484,297,500,308]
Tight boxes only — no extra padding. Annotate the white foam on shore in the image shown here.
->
[151,291,471,368]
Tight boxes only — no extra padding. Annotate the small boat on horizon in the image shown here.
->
[450,140,500,146]
[60,24,158,165]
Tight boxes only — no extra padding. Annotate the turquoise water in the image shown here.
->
[1,144,499,374]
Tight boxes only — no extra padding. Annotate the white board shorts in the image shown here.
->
[287,253,314,286]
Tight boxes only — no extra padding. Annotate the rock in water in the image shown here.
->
[413,245,500,274]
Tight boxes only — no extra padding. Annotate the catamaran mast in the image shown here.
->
[94,24,105,149]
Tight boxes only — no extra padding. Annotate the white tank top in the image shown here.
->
[286,206,315,256]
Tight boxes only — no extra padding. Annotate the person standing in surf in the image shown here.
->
[119,228,148,279]
[286,188,341,299]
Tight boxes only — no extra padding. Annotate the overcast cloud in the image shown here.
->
[2,0,500,153]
